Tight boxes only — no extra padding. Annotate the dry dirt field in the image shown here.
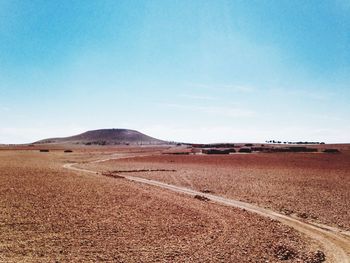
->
[85,150,350,231]
[0,148,329,262]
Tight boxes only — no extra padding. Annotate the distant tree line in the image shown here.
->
[191,143,236,148]
[265,140,325,145]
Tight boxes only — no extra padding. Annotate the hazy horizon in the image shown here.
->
[1,127,350,145]
[1,1,349,144]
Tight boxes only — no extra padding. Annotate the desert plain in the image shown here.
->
[0,144,349,262]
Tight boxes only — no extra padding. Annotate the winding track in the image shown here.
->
[63,153,350,262]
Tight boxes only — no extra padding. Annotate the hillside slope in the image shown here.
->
[34,129,166,145]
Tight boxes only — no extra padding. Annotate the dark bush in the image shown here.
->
[202,148,235,154]
[238,147,252,153]
[323,149,340,153]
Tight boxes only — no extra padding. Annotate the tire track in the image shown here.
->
[64,154,350,263]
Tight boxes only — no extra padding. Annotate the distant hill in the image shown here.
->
[34,129,167,145]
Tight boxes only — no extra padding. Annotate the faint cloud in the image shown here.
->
[143,124,350,144]
[180,94,218,101]
[311,114,343,122]
[0,126,86,144]
[1,106,10,112]
[221,84,254,93]
[162,103,255,118]
[268,87,335,100]
[290,89,335,100]
[188,83,254,93]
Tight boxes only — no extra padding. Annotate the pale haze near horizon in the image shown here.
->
[0,1,349,144]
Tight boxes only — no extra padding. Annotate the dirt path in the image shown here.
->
[63,153,350,263]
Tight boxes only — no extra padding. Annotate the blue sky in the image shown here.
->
[0,0,349,143]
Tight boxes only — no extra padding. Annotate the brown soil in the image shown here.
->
[88,151,350,231]
[0,149,322,262]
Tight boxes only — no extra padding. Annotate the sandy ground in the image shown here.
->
[0,149,325,262]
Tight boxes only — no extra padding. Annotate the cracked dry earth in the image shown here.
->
[0,149,336,262]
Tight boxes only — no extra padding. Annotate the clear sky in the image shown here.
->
[0,0,349,144]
